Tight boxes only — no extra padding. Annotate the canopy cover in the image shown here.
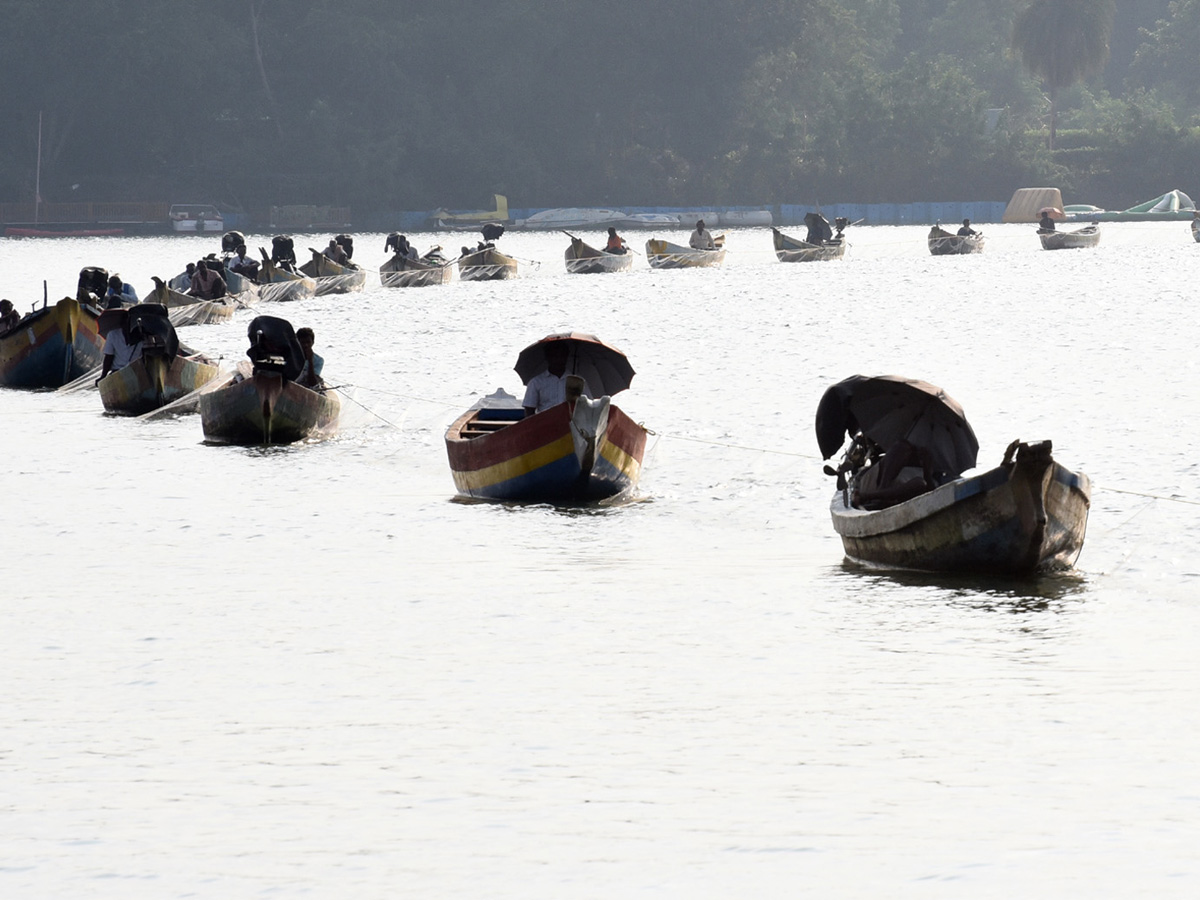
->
[514,332,635,398]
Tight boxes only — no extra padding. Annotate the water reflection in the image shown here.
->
[832,560,1089,608]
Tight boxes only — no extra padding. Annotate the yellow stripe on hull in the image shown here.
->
[451,434,576,493]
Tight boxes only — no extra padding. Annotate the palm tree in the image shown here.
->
[1011,0,1116,148]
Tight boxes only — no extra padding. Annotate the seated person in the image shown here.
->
[957,218,978,236]
[605,227,627,254]
[0,299,20,331]
[689,219,715,250]
[227,244,258,279]
[852,439,938,509]
[323,238,350,266]
[522,342,591,416]
[1039,212,1057,232]
[104,275,139,309]
[97,309,143,380]
[295,326,324,388]
[189,259,227,299]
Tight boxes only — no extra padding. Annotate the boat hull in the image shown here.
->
[564,239,634,274]
[445,399,647,502]
[831,441,1090,574]
[458,248,518,281]
[772,227,846,262]
[1192,220,1199,243]
[1039,226,1100,250]
[199,372,340,445]
[0,298,105,388]
[98,353,220,415]
[645,239,725,269]
[379,254,455,287]
[927,226,985,255]
[299,251,367,295]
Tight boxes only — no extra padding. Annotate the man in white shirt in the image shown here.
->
[689,218,715,250]
[97,311,143,382]
[522,342,590,416]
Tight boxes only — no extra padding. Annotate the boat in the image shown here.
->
[564,235,634,274]
[645,235,726,269]
[445,332,648,502]
[514,208,626,230]
[256,241,317,301]
[96,305,220,415]
[169,203,224,233]
[772,215,848,262]
[616,212,681,229]
[147,276,236,326]
[457,243,518,281]
[815,374,1090,574]
[429,194,509,230]
[298,246,367,295]
[1038,224,1101,250]
[1192,215,1199,243]
[1064,189,1196,223]
[927,224,985,255]
[0,270,110,387]
[199,315,339,445]
[379,241,454,288]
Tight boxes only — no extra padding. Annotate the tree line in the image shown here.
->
[1,0,1197,215]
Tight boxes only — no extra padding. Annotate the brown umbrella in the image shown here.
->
[815,374,979,478]
[514,332,635,397]
[1038,206,1066,219]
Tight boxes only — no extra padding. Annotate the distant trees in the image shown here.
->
[1011,0,1116,148]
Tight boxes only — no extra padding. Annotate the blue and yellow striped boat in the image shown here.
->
[0,297,105,388]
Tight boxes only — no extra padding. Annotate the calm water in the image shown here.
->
[2,224,1198,898]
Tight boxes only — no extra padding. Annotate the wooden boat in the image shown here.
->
[829,440,1090,574]
[644,236,726,269]
[445,390,647,502]
[772,226,846,262]
[927,224,985,255]
[0,295,105,388]
[200,368,340,444]
[1192,217,1199,242]
[299,248,367,295]
[98,350,219,416]
[564,236,634,274]
[380,249,454,288]
[457,245,519,281]
[148,278,235,326]
[256,251,317,301]
[1038,224,1101,250]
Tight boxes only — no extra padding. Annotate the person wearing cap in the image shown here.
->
[97,309,143,382]
[689,218,715,250]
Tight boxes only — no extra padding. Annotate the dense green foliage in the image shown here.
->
[0,0,1197,211]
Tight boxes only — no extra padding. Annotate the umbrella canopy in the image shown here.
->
[815,375,979,477]
[514,332,635,397]
[1038,206,1066,219]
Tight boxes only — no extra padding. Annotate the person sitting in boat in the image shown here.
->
[689,219,716,250]
[97,309,143,381]
[1039,212,1057,232]
[605,227,628,254]
[189,259,227,299]
[104,275,139,309]
[227,244,256,277]
[323,238,350,266]
[522,342,591,416]
[295,327,325,389]
[852,439,938,510]
[957,218,978,236]
[0,299,19,332]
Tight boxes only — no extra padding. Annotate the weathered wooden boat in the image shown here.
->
[0,295,105,388]
[256,251,317,301]
[829,440,1090,574]
[1192,216,1199,243]
[927,224,985,255]
[97,306,219,415]
[199,316,339,445]
[644,236,726,269]
[148,277,236,326]
[379,249,455,288]
[564,236,634,274]
[299,248,367,295]
[457,244,519,281]
[772,226,846,262]
[1038,224,1101,250]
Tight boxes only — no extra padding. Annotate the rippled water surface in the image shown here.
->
[2,224,1198,898]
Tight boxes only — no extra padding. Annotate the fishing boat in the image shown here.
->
[0,273,107,387]
[927,224,985,255]
[457,244,518,281]
[772,217,848,262]
[256,247,317,301]
[299,247,367,295]
[379,244,454,287]
[645,236,726,269]
[1038,224,1101,250]
[564,235,633,274]
[445,332,648,502]
[148,276,236,326]
[1192,215,1199,243]
[96,305,220,415]
[816,375,1090,574]
[199,316,339,445]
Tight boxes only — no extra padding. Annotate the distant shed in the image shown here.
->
[1003,187,1064,223]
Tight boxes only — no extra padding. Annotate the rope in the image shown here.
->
[1092,485,1200,506]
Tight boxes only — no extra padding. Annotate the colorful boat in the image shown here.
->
[772,225,847,262]
[445,333,648,502]
[564,236,634,274]
[1039,224,1101,250]
[0,295,105,388]
[299,247,367,295]
[645,236,725,269]
[457,245,518,281]
[927,224,985,255]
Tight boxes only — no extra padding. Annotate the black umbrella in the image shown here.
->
[514,332,635,397]
[815,374,979,477]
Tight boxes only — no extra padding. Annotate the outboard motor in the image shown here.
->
[222,230,247,253]
[480,222,505,242]
[126,304,179,362]
[77,267,109,303]
[385,232,401,255]
[834,217,849,237]
[335,233,354,259]
[270,235,297,269]
[245,314,304,382]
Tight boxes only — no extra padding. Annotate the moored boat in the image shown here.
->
[199,315,339,445]
[445,332,648,502]
[927,224,985,255]
[816,374,1090,574]
[772,216,848,262]
[564,235,633,274]
[169,203,224,233]
[515,208,626,230]
[645,236,726,269]
[1038,224,1101,250]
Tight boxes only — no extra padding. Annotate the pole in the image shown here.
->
[34,111,42,226]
